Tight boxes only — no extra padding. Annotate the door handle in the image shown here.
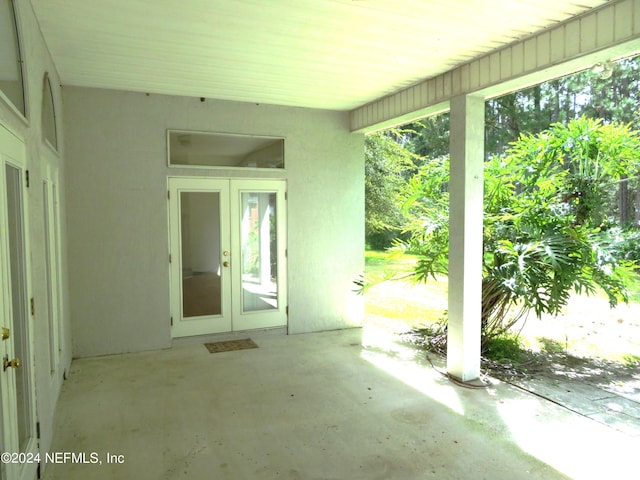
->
[3,356,20,371]
[223,261,230,267]
[1,327,8,340]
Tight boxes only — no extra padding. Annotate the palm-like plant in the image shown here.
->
[400,117,640,347]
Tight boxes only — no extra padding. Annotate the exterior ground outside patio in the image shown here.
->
[365,273,640,437]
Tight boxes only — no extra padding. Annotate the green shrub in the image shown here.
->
[482,333,524,363]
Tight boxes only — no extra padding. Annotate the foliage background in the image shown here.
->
[364,56,640,347]
[365,56,640,251]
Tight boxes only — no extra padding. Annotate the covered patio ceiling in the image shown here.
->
[30,0,610,111]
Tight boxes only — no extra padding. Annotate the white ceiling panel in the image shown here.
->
[29,0,611,110]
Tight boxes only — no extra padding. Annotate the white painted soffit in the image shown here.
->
[29,0,610,111]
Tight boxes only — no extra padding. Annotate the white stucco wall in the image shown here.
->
[0,0,71,470]
[63,87,365,358]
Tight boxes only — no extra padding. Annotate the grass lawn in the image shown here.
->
[365,249,640,363]
[364,249,447,328]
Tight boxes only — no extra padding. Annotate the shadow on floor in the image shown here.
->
[487,349,640,437]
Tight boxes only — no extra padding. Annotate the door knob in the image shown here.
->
[1,327,8,340]
[223,261,230,267]
[223,251,230,257]
[3,357,20,371]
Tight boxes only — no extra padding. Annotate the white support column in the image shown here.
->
[446,94,485,383]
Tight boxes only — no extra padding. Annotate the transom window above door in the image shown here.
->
[0,0,26,116]
[168,130,284,169]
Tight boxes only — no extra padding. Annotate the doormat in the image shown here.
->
[204,338,258,354]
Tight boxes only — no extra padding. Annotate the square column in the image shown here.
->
[446,95,485,382]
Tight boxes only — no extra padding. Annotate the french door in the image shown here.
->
[169,178,287,338]
[0,125,38,480]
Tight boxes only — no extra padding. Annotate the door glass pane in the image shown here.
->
[0,0,26,115]
[43,181,58,374]
[42,74,58,149]
[53,184,63,356]
[181,191,222,317]
[240,192,278,312]
[5,163,32,450]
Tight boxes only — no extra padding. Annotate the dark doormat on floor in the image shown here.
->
[204,338,258,353]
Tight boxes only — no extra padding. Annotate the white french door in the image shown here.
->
[169,178,287,338]
[0,125,38,480]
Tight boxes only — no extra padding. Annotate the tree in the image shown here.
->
[484,56,640,223]
[399,118,640,347]
[365,57,640,245]
[364,130,418,249]
[404,115,450,161]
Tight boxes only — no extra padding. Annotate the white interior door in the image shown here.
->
[0,125,38,480]
[169,178,287,338]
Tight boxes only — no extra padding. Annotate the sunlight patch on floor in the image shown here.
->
[361,321,640,479]
[360,323,465,415]
[495,396,638,479]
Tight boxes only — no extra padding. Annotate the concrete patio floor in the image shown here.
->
[43,326,639,480]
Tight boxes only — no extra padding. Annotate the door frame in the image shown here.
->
[168,177,232,337]
[168,177,288,338]
[41,157,63,392]
[229,179,288,331]
[0,124,38,480]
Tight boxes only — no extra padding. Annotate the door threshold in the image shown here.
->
[171,326,287,348]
